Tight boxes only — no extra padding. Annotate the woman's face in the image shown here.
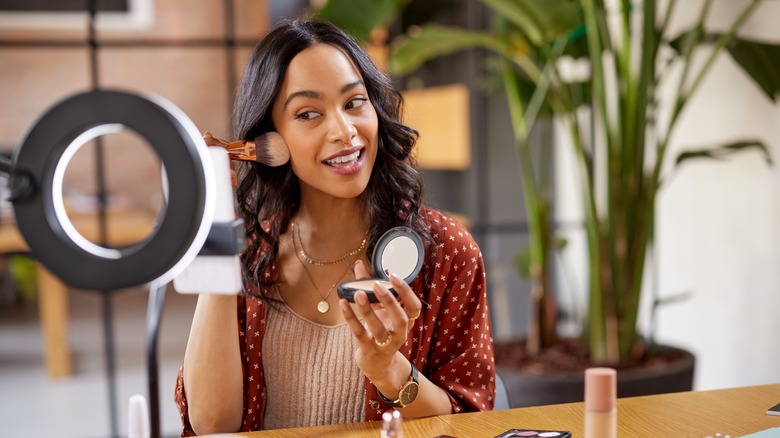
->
[271,43,379,201]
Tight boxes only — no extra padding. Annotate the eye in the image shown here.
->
[295,110,321,121]
[346,97,368,110]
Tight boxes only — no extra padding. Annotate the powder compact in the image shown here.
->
[337,226,424,303]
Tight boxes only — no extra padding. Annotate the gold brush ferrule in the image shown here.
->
[224,139,257,162]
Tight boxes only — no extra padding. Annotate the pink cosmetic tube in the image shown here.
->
[584,367,616,438]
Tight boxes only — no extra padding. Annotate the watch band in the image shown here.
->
[378,362,419,408]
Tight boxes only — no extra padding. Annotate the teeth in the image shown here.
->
[326,150,360,164]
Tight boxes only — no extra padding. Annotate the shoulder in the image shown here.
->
[417,207,482,280]
[420,207,477,250]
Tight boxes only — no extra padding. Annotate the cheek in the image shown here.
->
[361,111,380,143]
[284,131,318,162]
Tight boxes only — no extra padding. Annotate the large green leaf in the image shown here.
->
[675,140,773,166]
[315,0,407,43]
[669,32,780,103]
[726,38,780,103]
[389,24,512,76]
[479,0,582,47]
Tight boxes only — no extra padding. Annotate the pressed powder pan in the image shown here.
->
[337,226,423,303]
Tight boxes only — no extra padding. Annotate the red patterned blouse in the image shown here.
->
[175,207,496,434]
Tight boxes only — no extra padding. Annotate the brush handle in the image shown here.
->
[223,139,257,161]
[202,131,257,162]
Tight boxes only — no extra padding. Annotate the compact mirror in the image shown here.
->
[337,226,424,303]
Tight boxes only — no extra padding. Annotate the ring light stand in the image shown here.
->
[2,89,242,438]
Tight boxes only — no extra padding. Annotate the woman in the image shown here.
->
[175,18,495,435]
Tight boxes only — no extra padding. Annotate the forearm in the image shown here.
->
[183,294,244,435]
[371,352,453,418]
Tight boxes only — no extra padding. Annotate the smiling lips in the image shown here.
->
[323,146,365,175]
[325,149,360,164]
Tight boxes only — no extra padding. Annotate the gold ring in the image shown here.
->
[409,310,421,320]
[373,333,392,347]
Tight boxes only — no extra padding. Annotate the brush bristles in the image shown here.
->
[254,132,290,167]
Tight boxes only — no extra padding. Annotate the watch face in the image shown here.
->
[400,382,419,406]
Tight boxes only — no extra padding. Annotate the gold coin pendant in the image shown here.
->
[317,300,330,314]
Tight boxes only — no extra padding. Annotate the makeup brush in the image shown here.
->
[203,131,290,167]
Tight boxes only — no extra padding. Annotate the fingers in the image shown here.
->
[339,299,373,345]
[353,286,397,348]
[352,259,371,280]
[354,278,419,344]
[389,272,422,326]
[340,264,423,354]
[202,131,228,146]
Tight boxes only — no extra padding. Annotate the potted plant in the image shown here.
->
[389,0,780,405]
[318,0,779,405]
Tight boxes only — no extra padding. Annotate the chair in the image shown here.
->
[494,371,512,410]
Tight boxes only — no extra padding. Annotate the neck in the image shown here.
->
[293,195,368,261]
[296,191,365,232]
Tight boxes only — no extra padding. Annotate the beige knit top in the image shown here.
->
[261,300,366,430]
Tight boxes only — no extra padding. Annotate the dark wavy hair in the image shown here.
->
[233,18,430,299]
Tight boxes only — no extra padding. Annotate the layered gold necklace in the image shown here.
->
[296,222,368,266]
[291,221,366,313]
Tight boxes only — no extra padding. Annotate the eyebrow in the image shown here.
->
[283,80,366,110]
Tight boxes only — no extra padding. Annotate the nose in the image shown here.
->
[329,110,357,146]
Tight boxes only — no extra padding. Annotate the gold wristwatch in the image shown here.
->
[378,362,419,408]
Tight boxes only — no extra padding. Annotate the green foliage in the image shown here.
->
[482,0,581,46]
[670,34,780,103]
[387,0,779,364]
[727,38,780,102]
[515,237,568,279]
[315,0,408,42]
[676,140,773,167]
[390,25,513,75]
[9,255,37,301]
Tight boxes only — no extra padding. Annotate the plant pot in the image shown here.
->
[496,343,695,408]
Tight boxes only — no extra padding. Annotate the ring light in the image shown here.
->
[52,123,125,261]
[9,89,215,291]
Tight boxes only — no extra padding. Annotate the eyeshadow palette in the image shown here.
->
[495,430,572,438]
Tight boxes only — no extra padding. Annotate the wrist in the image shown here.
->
[369,353,411,398]
[377,360,419,408]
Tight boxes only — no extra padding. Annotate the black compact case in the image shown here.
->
[337,226,424,303]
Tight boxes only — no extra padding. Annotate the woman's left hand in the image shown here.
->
[339,260,422,382]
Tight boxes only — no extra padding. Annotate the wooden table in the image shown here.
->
[212,384,780,437]
[0,209,155,378]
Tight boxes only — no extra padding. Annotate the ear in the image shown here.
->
[254,131,290,167]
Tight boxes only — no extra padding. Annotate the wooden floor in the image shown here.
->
[0,283,197,438]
